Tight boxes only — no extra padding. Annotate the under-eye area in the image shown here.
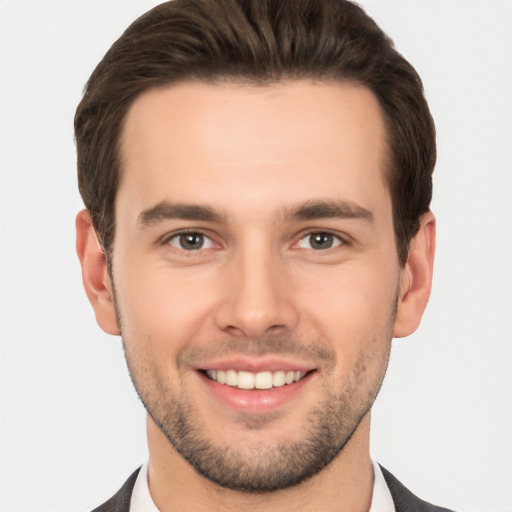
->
[200,369,315,390]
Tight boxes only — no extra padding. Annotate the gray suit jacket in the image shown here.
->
[92,465,455,512]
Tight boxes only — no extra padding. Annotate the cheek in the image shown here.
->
[295,260,399,351]
[114,266,216,358]
[303,270,395,398]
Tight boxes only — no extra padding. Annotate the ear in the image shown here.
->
[393,211,436,338]
[76,209,120,335]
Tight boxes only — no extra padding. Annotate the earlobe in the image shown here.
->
[393,211,436,338]
[76,209,120,336]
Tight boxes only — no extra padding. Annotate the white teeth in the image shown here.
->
[206,369,307,389]
[272,370,286,387]
[226,370,237,386]
[217,370,226,384]
[254,371,273,389]
[237,371,255,389]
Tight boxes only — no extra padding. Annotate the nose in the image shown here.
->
[214,243,299,338]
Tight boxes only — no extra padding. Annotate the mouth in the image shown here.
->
[202,369,310,390]
[196,362,317,413]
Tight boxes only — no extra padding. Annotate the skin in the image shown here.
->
[76,80,435,512]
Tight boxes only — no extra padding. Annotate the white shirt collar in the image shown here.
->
[371,460,396,512]
[129,462,159,512]
[130,459,395,512]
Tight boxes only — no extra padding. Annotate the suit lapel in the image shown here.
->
[91,468,141,512]
[380,465,455,512]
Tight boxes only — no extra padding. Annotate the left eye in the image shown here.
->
[167,232,215,251]
[297,232,342,250]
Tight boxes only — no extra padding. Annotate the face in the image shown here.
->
[108,81,405,491]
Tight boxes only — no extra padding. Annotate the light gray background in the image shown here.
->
[1,1,511,511]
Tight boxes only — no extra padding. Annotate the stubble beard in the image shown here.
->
[112,282,395,493]
[121,337,391,493]
[149,365,384,493]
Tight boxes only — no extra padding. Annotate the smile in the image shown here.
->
[204,369,307,390]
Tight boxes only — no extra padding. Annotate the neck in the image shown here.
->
[146,414,374,512]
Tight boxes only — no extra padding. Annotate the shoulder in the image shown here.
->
[380,465,456,512]
[91,468,141,512]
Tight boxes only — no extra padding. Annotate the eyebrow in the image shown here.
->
[137,198,374,228]
[138,202,226,227]
[281,200,374,223]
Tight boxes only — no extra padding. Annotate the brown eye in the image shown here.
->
[298,232,342,250]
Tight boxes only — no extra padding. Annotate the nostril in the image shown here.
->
[223,324,246,336]
[267,324,287,332]
[214,296,299,338]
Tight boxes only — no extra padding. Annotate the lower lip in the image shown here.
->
[198,371,315,413]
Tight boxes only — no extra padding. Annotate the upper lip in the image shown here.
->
[194,356,317,373]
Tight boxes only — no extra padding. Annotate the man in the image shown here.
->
[75,0,452,510]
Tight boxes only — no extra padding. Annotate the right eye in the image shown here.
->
[167,232,215,251]
[296,232,343,251]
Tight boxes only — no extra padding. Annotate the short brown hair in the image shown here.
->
[75,0,436,265]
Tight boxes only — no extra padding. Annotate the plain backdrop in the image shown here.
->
[1,1,511,511]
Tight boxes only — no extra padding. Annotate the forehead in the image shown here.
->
[118,80,390,220]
